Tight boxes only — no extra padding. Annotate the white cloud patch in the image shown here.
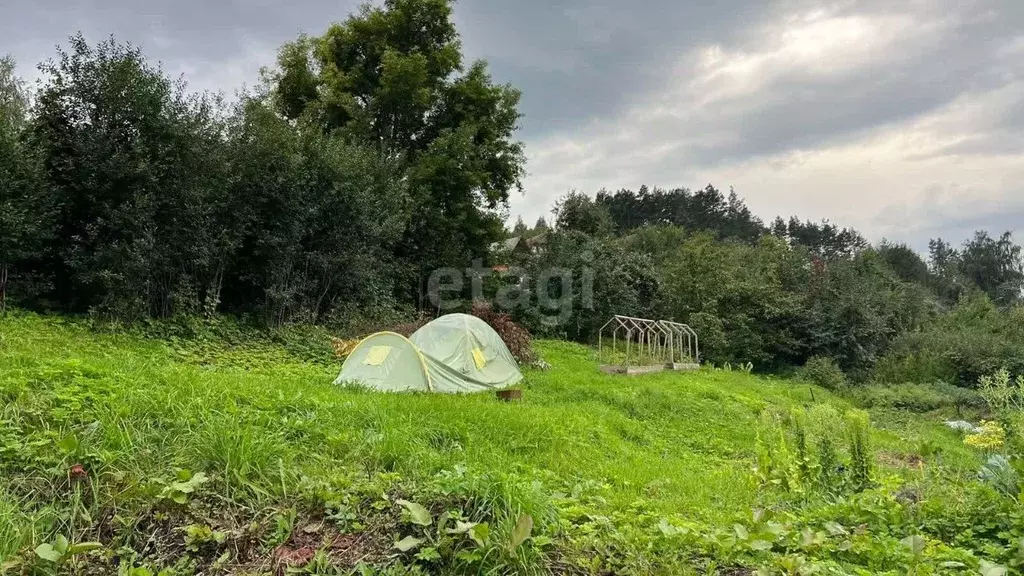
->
[692,102,1024,248]
[692,10,930,101]
[512,1,1024,249]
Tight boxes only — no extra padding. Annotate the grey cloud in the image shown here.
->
[455,0,778,139]
[508,0,1024,251]
[3,0,1023,249]
[7,0,773,130]
[3,0,362,92]
[638,1,1022,166]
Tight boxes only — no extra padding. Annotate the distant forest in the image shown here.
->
[2,0,1022,386]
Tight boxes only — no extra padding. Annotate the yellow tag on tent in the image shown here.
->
[471,347,487,369]
[363,346,391,366]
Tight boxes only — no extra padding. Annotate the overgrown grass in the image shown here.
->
[0,311,1010,574]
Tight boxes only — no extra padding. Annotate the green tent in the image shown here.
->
[333,314,523,393]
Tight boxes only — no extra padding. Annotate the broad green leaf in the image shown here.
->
[508,514,533,552]
[657,518,680,536]
[469,523,490,547]
[455,549,483,563]
[172,471,208,494]
[980,560,1008,576]
[394,535,423,552]
[824,521,847,536]
[54,535,69,554]
[901,534,926,556]
[396,499,432,526]
[34,543,62,563]
[58,435,79,454]
[733,524,749,541]
[765,522,787,536]
[415,546,440,562]
[749,539,773,551]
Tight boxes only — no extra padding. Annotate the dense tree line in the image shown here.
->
[596,185,764,243]
[1,0,521,324]
[518,189,1024,384]
[2,0,1022,387]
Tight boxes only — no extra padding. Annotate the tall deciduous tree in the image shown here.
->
[959,231,1024,306]
[927,237,965,305]
[553,190,614,237]
[272,0,525,304]
[878,240,930,285]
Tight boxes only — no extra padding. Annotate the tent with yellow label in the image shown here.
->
[333,314,523,393]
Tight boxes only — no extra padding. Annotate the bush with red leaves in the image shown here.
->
[470,300,537,365]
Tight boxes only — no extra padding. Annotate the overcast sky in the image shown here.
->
[5,0,1023,250]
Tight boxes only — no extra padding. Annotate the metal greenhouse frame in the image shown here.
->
[658,320,699,366]
[598,315,700,374]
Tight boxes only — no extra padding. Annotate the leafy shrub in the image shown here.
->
[978,369,1024,413]
[874,295,1024,386]
[328,302,424,338]
[848,382,986,413]
[755,404,874,496]
[470,300,537,365]
[753,409,802,492]
[797,356,847,390]
[136,314,338,367]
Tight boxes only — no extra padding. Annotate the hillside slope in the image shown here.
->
[0,312,1004,574]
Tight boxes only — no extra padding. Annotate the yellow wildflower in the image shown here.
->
[964,420,1006,450]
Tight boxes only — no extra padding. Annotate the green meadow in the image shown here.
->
[0,311,1012,574]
